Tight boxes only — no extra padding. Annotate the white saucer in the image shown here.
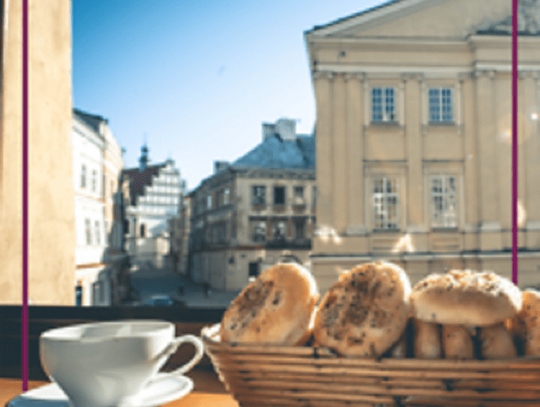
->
[7,374,193,407]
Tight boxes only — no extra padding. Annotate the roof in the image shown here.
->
[122,163,166,204]
[73,108,109,134]
[476,2,540,36]
[306,0,402,33]
[231,134,315,171]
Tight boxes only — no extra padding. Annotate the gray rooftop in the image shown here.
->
[231,134,315,171]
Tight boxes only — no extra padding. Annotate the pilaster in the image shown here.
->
[313,71,334,244]
[346,73,367,236]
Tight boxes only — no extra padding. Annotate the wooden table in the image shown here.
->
[1,371,239,407]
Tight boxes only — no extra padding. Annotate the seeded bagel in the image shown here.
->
[410,270,522,327]
[219,263,319,345]
[507,289,540,356]
[313,261,411,357]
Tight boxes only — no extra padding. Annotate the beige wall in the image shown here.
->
[189,169,316,291]
[306,0,540,294]
[0,0,75,305]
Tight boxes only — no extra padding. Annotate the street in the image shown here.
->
[128,263,240,309]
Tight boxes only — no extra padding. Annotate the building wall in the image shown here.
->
[124,161,183,268]
[306,0,540,294]
[189,166,316,292]
[0,0,75,305]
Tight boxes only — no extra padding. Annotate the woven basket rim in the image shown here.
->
[202,323,540,368]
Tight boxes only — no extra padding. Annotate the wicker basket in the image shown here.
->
[202,324,540,407]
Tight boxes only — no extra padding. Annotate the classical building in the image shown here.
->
[188,118,316,291]
[305,0,540,293]
[0,0,75,305]
[72,109,127,306]
[122,146,185,268]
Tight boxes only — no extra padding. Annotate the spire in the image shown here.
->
[139,142,149,171]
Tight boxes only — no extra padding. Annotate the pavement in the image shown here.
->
[127,262,240,309]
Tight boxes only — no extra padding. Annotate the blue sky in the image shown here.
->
[72,0,383,190]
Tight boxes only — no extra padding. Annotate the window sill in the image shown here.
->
[372,228,401,233]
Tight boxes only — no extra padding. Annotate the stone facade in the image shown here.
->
[305,0,540,294]
[188,119,316,291]
[0,0,75,305]
[122,148,184,268]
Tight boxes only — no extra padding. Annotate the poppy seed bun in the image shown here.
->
[313,261,411,357]
[478,323,517,359]
[219,263,319,345]
[442,324,475,360]
[412,318,441,359]
[509,289,540,356]
[410,270,522,327]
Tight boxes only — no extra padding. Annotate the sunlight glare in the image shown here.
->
[392,234,415,253]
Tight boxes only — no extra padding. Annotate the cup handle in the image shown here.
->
[153,334,205,377]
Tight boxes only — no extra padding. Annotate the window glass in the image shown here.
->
[431,175,458,228]
[429,87,453,123]
[85,219,92,245]
[372,177,399,230]
[252,186,266,206]
[274,186,286,205]
[81,165,86,188]
[372,87,396,122]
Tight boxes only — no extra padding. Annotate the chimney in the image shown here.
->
[262,123,276,141]
[275,118,296,141]
[214,161,230,174]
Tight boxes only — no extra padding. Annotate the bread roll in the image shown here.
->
[478,323,517,359]
[220,263,319,345]
[509,289,540,356]
[412,318,441,359]
[442,324,475,360]
[410,270,522,327]
[313,261,411,357]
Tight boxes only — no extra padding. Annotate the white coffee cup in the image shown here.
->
[39,320,204,407]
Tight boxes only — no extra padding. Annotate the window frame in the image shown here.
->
[273,186,286,206]
[371,86,397,123]
[428,87,454,124]
[429,174,458,229]
[371,176,400,231]
[81,164,87,189]
[252,185,266,207]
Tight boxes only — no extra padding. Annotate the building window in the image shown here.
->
[274,186,286,205]
[75,285,83,306]
[81,165,87,188]
[312,186,317,208]
[294,219,305,239]
[430,175,458,228]
[252,186,266,206]
[224,188,230,205]
[272,220,287,240]
[85,219,92,245]
[251,220,267,242]
[207,194,212,210]
[429,88,453,123]
[248,262,260,279]
[92,170,97,192]
[94,221,101,245]
[372,87,396,122]
[372,177,399,230]
[294,186,304,198]
[140,223,146,237]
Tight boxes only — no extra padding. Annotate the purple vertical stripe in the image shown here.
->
[512,0,518,286]
[22,0,29,392]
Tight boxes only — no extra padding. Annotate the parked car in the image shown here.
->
[144,294,174,307]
